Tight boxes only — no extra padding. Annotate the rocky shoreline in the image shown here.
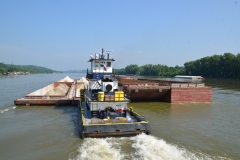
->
[0,72,30,76]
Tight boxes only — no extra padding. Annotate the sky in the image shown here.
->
[0,0,240,71]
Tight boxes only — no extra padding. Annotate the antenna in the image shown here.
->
[101,48,104,59]
[105,50,113,59]
[105,50,113,52]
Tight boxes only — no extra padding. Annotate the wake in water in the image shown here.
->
[70,133,230,160]
[0,106,17,114]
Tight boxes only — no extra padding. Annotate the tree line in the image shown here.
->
[184,53,240,78]
[0,63,55,74]
[115,64,185,77]
[115,52,240,78]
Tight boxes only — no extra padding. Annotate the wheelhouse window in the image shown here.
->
[95,62,99,67]
[100,62,105,67]
[107,62,111,67]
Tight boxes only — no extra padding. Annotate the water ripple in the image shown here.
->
[0,106,17,114]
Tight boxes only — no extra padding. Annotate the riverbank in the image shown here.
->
[0,71,30,76]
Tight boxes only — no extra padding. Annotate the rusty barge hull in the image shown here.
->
[118,76,213,103]
[124,86,212,103]
[124,86,170,101]
[168,87,212,103]
[14,99,78,105]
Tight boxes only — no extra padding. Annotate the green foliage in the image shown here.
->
[0,63,55,74]
[115,52,240,78]
[184,52,240,78]
[0,63,6,73]
[115,63,185,77]
[125,64,139,75]
[114,68,125,75]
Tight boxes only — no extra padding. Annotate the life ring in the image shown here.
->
[117,108,123,113]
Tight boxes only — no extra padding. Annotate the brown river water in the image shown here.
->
[0,73,240,160]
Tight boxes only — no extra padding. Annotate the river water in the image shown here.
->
[0,73,239,160]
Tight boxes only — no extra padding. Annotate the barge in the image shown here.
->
[118,77,212,103]
[14,76,76,105]
[14,76,90,105]
[79,49,151,138]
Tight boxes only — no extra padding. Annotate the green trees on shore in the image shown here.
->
[0,63,55,74]
[115,64,185,77]
[2,52,239,78]
[115,52,240,78]
[184,53,240,78]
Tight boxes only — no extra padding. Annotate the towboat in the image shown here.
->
[78,49,151,138]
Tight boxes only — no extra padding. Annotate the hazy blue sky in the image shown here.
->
[0,0,240,71]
